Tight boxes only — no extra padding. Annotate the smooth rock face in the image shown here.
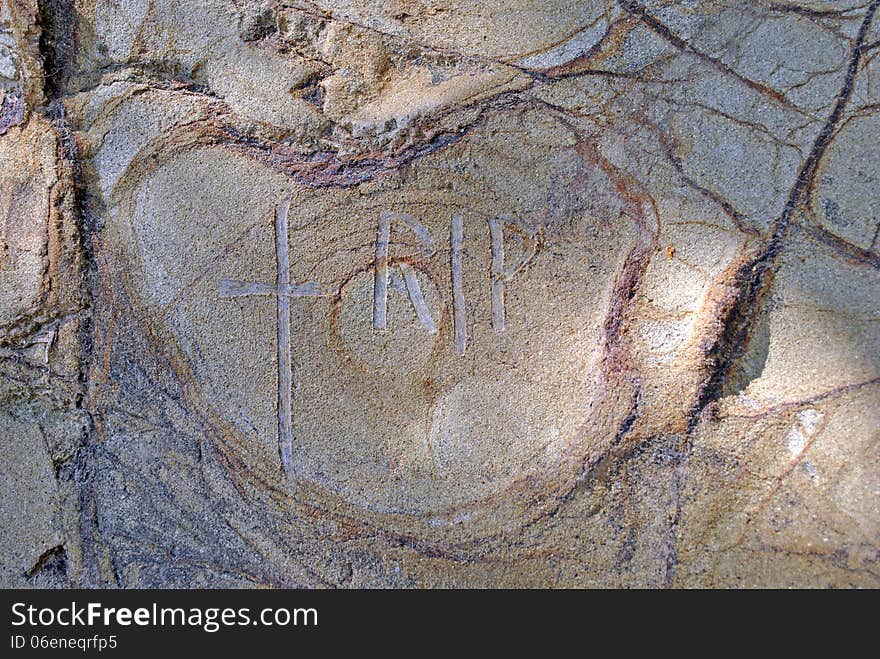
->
[0,0,878,587]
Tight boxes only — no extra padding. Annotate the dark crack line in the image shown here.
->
[661,0,880,589]
[220,87,528,189]
[642,114,760,236]
[35,0,107,587]
[662,431,690,589]
[25,544,66,578]
[773,0,880,243]
[724,376,880,419]
[804,224,880,268]
[618,0,805,113]
[691,0,878,428]
[766,2,868,19]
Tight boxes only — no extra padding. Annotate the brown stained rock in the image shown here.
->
[0,0,878,587]
[0,120,53,328]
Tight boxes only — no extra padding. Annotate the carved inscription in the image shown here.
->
[488,216,539,333]
[450,214,467,356]
[372,211,437,334]
[218,197,541,474]
[217,196,326,476]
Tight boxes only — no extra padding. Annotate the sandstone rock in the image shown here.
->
[0,0,877,588]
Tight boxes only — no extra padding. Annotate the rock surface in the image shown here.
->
[0,0,877,587]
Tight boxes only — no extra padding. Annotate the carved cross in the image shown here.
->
[217,195,324,476]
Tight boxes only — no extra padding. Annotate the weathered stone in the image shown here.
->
[0,407,64,587]
[0,0,877,588]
